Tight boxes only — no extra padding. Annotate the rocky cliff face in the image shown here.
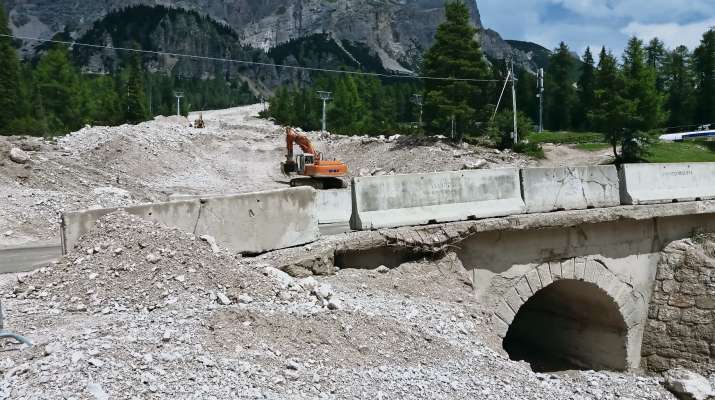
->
[4,0,532,72]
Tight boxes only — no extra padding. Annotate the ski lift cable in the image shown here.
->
[1,33,506,83]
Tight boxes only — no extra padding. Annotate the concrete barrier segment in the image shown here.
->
[521,166,620,213]
[619,162,715,205]
[349,169,525,230]
[61,187,319,255]
[61,199,202,254]
[316,189,352,224]
[193,187,319,254]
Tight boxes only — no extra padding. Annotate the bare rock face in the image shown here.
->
[6,0,532,72]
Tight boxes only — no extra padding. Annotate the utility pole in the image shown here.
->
[510,59,518,143]
[411,94,423,128]
[174,91,184,116]
[317,91,332,132]
[450,115,455,141]
[537,68,544,133]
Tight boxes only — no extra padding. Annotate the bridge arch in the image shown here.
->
[493,258,644,372]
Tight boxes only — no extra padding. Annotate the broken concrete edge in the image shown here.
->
[61,187,319,256]
[335,200,715,255]
[272,200,715,279]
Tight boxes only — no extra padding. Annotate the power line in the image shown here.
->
[0,33,505,83]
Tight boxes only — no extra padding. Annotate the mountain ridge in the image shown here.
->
[4,0,538,72]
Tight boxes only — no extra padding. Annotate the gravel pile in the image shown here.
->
[13,212,280,313]
[0,215,675,399]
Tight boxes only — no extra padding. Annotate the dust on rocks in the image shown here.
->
[0,211,675,399]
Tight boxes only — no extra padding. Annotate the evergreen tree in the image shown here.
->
[575,47,596,131]
[328,75,366,134]
[0,4,22,133]
[422,0,491,140]
[645,37,667,91]
[590,47,637,161]
[622,36,665,131]
[123,53,149,123]
[664,46,696,128]
[33,46,83,134]
[544,42,576,131]
[515,68,537,124]
[694,29,715,125]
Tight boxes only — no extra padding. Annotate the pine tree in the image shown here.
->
[0,3,22,132]
[328,75,366,134]
[622,36,665,131]
[123,53,149,123]
[645,37,667,91]
[33,46,83,134]
[694,29,715,125]
[590,47,637,161]
[575,47,596,131]
[664,46,695,128]
[515,68,537,124]
[422,0,491,140]
[544,42,576,131]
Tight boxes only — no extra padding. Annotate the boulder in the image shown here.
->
[9,148,29,164]
[664,368,715,400]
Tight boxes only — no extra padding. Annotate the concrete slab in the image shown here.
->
[194,187,319,254]
[619,163,715,205]
[521,166,620,213]
[317,189,352,224]
[61,200,202,253]
[62,188,319,255]
[0,241,62,273]
[350,169,525,230]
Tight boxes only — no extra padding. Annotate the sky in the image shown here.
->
[477,0,715,57]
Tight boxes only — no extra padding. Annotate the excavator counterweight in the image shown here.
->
[281,127,348,189]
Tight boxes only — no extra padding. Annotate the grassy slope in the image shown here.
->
[528,131,715,162]
[645,141,715,163]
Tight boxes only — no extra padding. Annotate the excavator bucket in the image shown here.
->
[281,160,298,175]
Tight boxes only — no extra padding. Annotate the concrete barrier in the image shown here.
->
[193,188,319,254]
[61,187,319,254]
[317,189,352,224]
[61,200,202,253]
[619,163,715,205]
[350,169,525,230]
[169,190,351,227]
[521,166,620,213]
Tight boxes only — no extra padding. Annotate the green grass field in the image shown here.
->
[575,143,611,152]
[645,141,715,163]
[527,131,606,145]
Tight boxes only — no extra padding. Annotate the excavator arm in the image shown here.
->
[285,127,320,161]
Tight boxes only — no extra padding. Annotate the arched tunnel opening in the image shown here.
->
[502,280,628,372]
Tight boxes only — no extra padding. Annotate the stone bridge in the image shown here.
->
[61,162,715,373]
[333,163,715,372]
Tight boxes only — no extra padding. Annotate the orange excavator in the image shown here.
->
[280,127,348,189]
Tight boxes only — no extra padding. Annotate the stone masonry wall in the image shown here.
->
[642,235,715,374]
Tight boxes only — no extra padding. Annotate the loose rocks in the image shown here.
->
[9,148,29,164]
[664,368,715,400]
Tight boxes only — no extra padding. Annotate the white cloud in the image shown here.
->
[621,19,715,49]
[477,0,715,54]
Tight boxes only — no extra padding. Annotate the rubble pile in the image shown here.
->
[13,212,280,312]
